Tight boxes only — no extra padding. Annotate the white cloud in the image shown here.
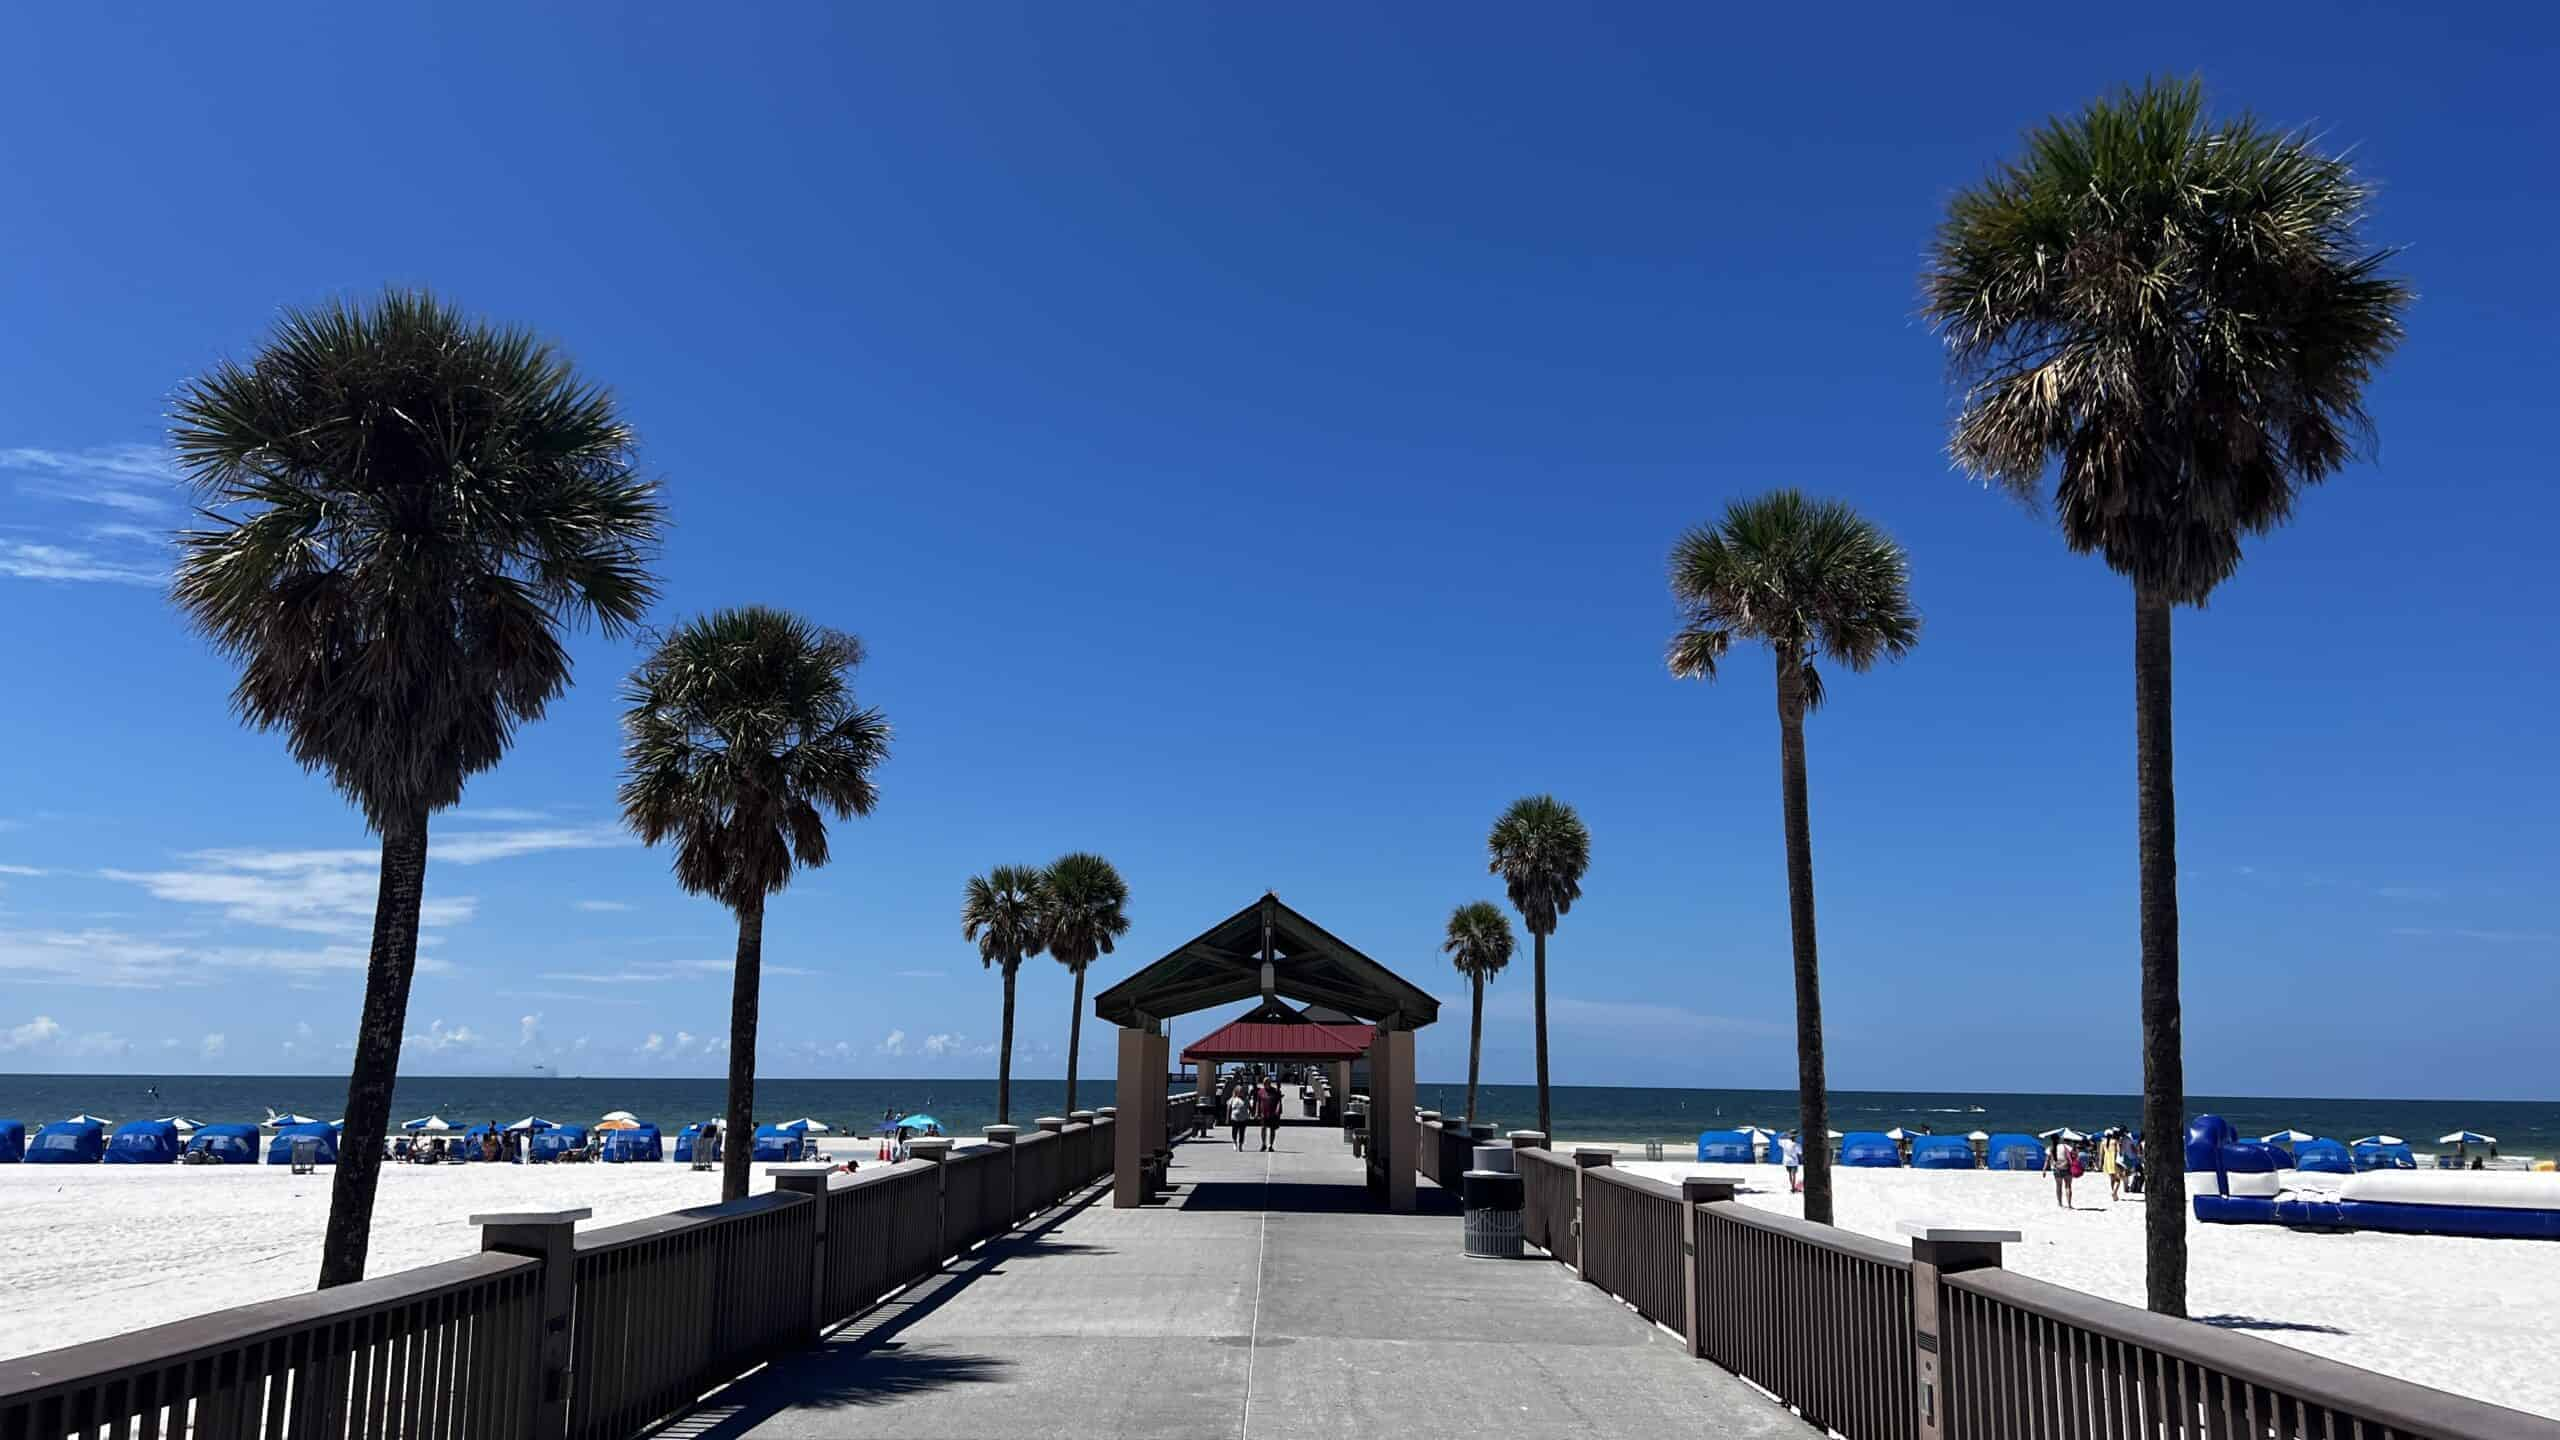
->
[295,1020,313,1039]
[0,926,447,989]
[452,807,553,824]
[877,1028,907,1057]
[0,540,164,585]
[571,1036,589,1053]
[2,443,178,507]
[705,1034,728,1055]
[200,1032,226,1059]
[673,1030,699,1055]
[518,1013,542,1049]
[640,1032,666,1056]
[0,446,178,586]
[2392,926,2557,945]
[1,1015,62,1051]
[574,900,630,913]
[104,854,475,938]
[403,1019,478,1055]
[0,864,47,877]
[893,969,943,979]
[67,1029,128,1059]
[923,1032,992,1059]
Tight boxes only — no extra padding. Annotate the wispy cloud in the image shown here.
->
[1483,990,1786,1038]
[3,444,179,512]
[200,1032,226,1059]
[0,1014,127,1058]
[1,445,180,586]
[0,865,49,877]
[0,540,165,585]
[2392,926,2557,945]
[454,807,554,824]
[574,899,631,913]
[0,1016,62,1051]
[0,926,446,989]
[893,968,943,979]
[2376,886,2446,902]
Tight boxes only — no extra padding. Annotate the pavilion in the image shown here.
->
[1093,891,1440,1210]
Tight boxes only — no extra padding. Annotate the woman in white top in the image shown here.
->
[1226,1090,1250,1149]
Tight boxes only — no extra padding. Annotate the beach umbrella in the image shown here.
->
[503,1116,558,1133]
[2260,1128,2316,1144]
[159,1116,204,1132]
[1966,1130,1991,1142]
[1885,1127,1921,1141]
[2351,1135,2405,1147]
[403,1115,452,1133]
[598,1110,639,1124]
[777,1117,831,1134]
[266,1112,317,1128]
[2038,1127,2087,1142]
[894,1113,944,1134]
[1825,1129,1844,1139]
[593,1117,641,1132]
[65,1113,113,1126]
[2438,1130,2497,1146]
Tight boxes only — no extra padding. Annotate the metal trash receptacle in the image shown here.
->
[1471,1144,1515,1174]
[1461,1169,1524,1258]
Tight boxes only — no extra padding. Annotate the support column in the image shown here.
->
[1114,1025,1149,1208]
[1145,1029,1170,1163]
[1372,1027,1414,1213]
[473,1207,590,1440]
[1901,1224,2019,1440]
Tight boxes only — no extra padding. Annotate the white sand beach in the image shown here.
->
[1617,1158,2560,1421]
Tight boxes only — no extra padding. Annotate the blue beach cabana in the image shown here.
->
[1696,1129,1755,1164]
[1839,1131,1901,1168]
[27,1119,105,1164]
[529,1126,589,1162]
[1986,1133,2045,1171]
[0,1120,23,1163]
[106,1119,182,1164]
[1910,1135,1976,1169]
[187,1123,262,1164]
[2291,1138,2354,1175]
[267,1122,338,1166]
[599,1124,662,1163]
[752,1124,806,1162]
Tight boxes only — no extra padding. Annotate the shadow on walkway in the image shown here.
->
[1172,1179,1464,1216]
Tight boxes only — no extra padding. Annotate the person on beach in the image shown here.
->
[2054,1139,2079,1209]
[1227,1088,1250,1149]
[2101,1133,2124,1202]
[1257,1080,1282,1152]
[1779,1130,1802,1194]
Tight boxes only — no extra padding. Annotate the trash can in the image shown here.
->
[1471,1144,1515,1174]
[1462,1168,1524,1258]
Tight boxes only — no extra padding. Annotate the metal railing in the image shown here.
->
[1939,1266,2560,1440]
[0,1250,542,1440]
[817,1160,942,1326]
[566,1191,814,1440]
[1578,1166,1685,1331]
[1697,1201,1914,1440]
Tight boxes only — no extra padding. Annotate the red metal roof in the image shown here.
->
[1182,1019,1374,1063]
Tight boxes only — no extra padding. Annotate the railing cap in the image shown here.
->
[468,1207,591,1226]
[1895,1220,2022,1244]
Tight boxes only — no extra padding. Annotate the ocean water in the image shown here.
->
[3,1074,2554,1156]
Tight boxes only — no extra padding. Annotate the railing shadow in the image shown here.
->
[1172,1179,1465,1216]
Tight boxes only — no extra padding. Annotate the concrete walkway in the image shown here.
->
[675,1134,1812,1440]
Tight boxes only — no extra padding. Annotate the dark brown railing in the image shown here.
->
[1939,1266,2560,1440]
[565,1191,814,1440]
[0,1250,542,1440]
[1577,1166,1684,1331]
[1014,1130,1061,1215]
[1516,1145,1579,1267]
[1697,1201,1914,1440]
[817,1160,942,1326]
[1416,1118,1443,1185]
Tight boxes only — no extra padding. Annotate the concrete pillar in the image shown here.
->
[773,1171,831,1339]
[473,1206,590,1440]
[1900,1225,2018,1440]
[1678,1176,1741,1359]
[1144,1030,1170,1166]
[1509,1130,1549,1151]
[1370,1027,1415,1213]
[1114,1026,1149,1209]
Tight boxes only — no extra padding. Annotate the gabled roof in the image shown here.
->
[1092,892,1440,1030]
[1182,1005,1375,1063]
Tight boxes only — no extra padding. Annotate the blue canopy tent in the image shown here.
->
[599,1124,663,1163]
[106,1119,182,1164]
[0,1120,24,1163]
[187,1123,262,1164]
[458,1122,505,1160]
[2291,1138,2354,1175]
[2353,1140,2418,1172]
[1986,1134,2045,1171]
[894,1113,945,1136]
[267,1122,339,1166]
[1839,1131,1901,1168]
[752,1124,807,1162]
[529,1126,589,1162]
[1696,1129,1755,1164]
[1910,1135,1977,1169]
[27,1119,105,1164]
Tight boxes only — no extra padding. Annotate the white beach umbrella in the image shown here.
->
[2037,1127,2087,1142]
[598,1110,639,1124]
[1885,1127,1923,1141]
[2350,1135,2404,1147]
[266,1112,317,1128]
[504,1116,559,1133]
[158,1116,204,1132]
[1966,1130,1991,1142]
[1826,1129,1844,1139]
[64,1113,112,1126]
[2438,1130,2497,1146]
[2260,1128,2315,1144]
[403,1116,452,1133]
[777,1117,831,1134]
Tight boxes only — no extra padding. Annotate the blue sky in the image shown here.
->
[1,8,2553,1099]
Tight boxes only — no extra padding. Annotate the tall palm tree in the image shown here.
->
[963,865,1048,1125]
[620,607,890,1201]
[1667,490,1919,1228]
[169,290,661,1287]
[1486,796,1588,1141]
[1921,78,2407,1315]
[1440,901,1515,1127]
[1040,852,1130,1113]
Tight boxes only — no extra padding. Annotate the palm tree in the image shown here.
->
[620,607,890,1201]
[1486,796,1589,1141]
[964,865,1048,1125]
[1667,490,1919,1228]
[169,291,661,1287]
[1040,852,1130,1113]
[1440,901,1515,1127]
[1921,78,2407,1315]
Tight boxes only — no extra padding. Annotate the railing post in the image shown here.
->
[473,1206,590,1440]
[1508,1129,1549,1151]
[1679,1177,1740,1360]
[909,1137,955,1261]
[1899,1224,2019,1440]
[1570,1147,1612,1280]
[984,1125,1020,1218]
[774,1170,830,1341]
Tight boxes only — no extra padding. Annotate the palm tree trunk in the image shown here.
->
[1777,652,1833,1227]
[721,893,765,1203]
[998,961,1018,1125]
[318,807,430,1289]
[1064,966,1086,1112]
[1533,931,1550,1141]
[1465,971,1484,1124]
[2135,589,2187,1317]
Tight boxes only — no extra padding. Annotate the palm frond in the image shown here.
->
[1486,795,1589,938]
[1666,489,1919,712]
[1041,852,1131,977]
[1442,900,1516,981]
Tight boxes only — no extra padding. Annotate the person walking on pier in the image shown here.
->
[1227,1087,1250,1149]
[1256,1079,1282,1152]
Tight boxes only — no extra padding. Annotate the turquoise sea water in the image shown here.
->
[3,1074,2553,1156]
